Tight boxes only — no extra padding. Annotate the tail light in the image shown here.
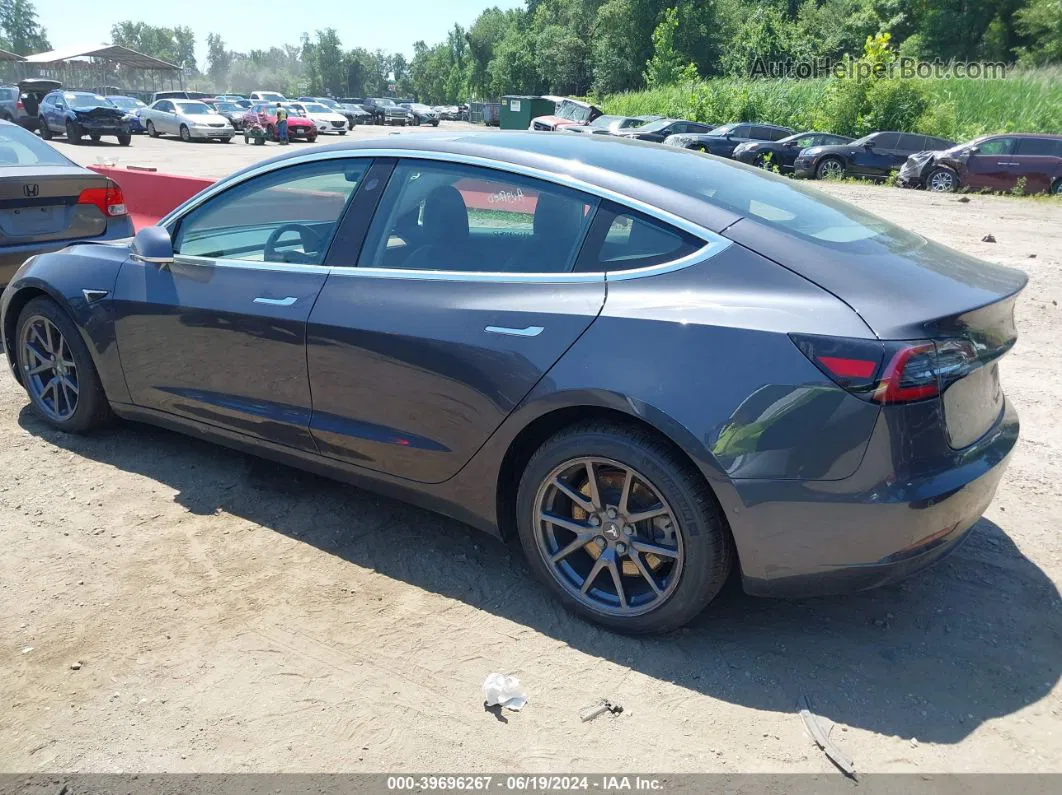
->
[790,333,979,405]
[77,180,127,218]
[16,99,23,110]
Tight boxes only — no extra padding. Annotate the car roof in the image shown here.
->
[221,131,757,233]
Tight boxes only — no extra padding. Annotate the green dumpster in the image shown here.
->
[500,95,556,130]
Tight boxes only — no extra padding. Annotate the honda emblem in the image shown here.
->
[23,183,39,198]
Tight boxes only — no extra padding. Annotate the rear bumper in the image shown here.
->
[732,399,1018,597]
[0,217,135,288]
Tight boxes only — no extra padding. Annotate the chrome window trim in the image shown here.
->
[172,253,332,275]
[160,147,733,282]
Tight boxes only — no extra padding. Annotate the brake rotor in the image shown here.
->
[572,470,675,576]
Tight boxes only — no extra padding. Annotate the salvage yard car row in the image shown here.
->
[529,98,1062,195]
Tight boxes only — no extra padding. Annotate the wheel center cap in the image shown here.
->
[602,522,620,540]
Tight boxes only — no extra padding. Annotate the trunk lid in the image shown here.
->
[725,217,1025,449]
[0,166,109,244]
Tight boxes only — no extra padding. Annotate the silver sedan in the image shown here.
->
[140,99,234,142]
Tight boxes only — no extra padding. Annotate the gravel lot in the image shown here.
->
[2,126,1061,774]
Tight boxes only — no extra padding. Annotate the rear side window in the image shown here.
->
[766,127,790,141]
[1015,137,1061,156]
[0,87,15,101]
[575,201,704,273]
[359,160,597,274]
[688,122,713,134]
[898,134,927,151]
[0,124,70,166]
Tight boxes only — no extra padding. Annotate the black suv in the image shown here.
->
[663,122,794,159]
[616,118,715,143]
[794,131,956,180]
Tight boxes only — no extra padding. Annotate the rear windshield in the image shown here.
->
[0,124,71,166]
[176,102,211,115]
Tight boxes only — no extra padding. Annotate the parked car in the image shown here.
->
[297,96,342,111]
[362,98,411,126]
[732,131,854,172]
[0,133,1024,633]
[530,98,603,131]
[150,90,212,103]
[215,94,247,102]
[287,101,348,135]
[341,103,372,125]
[0,120,133,287]
[105,95,148,134]
[664,122,794,158]
[898,133,1062,195]
[140,99,234,143]
[401,103,440,127]
[564,115,649,136]
[240,103,317,142]
[616,118,716,143]
[794,131,956,181]
[204,99,246,132]
[249,90,287,103]
[37,91,132,146]
[1,79,62,130]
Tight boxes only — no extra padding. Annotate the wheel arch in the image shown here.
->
[3,283,67,384]
[493,402,738,560]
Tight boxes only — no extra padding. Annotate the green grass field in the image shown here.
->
[602,67,1062,142]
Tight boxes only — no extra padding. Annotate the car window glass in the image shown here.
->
[731,125,750,138]
[976,138,1015,155]
[796,135,818,147]
[575,202,703,273]
[768,128,789,141]
[668,122,686,134]
[871,133,898,149]
[0,125,70,166]
[172,159,368,264]
[358,160,597,274]
[1015,137,1059,156]
[903,134,928,150]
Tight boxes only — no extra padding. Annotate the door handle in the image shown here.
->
[485,325,544,337]
[254,296,298,307]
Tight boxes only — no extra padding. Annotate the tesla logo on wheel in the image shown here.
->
[23,183,40,198]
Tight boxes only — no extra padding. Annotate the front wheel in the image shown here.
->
[927,167,958,192]
[15,297,112,433]
[89,133,101,142]
[179,125,192,142]
[1051,179,1061,196]
[516,422,733,634]
[66,120,82,144]
[146,120,158,138]
[117,134,131,146]
[815,157,845,180]
[38,119,52,140]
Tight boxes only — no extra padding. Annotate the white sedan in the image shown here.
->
[140,99,234,142]
[287,102,348,135]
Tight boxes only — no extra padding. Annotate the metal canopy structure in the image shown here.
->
[17,45,183,100]
[0,48,25,62]
[0,48,24,82]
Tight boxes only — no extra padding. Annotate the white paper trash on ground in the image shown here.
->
[482,672,528,711]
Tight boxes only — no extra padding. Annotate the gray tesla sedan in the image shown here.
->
[0,133,1024,633]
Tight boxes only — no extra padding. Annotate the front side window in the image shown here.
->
[358,161,597,274]
[173,159,368,264]
[976,137,1015,155]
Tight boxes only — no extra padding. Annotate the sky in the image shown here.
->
[36,0,524,64]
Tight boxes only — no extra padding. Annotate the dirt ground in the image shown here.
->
[2,131,1061,774]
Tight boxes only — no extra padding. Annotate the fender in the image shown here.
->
[1,243,132,403]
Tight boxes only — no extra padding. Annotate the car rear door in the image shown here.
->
[305,157,605,484]
[112,156,371,450]
[1011,137,1060,193]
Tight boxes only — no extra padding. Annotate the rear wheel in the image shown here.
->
[179,125,192,142]
[38,118,51,139]
[927,167,958,192]
[146,120,158,137]
[15,297,112,433]
[65,120,82,144]
[516,422,732,634]
[816,156,845,180]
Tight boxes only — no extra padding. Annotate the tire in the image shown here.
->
[89,133,101,142]
[266,124,276,141]
[179,125,192,142]
[515,421,733,634]
[38,119,52,140]
[1051,179,1062,196]
[815,157,845,180]
[146,121,158,138]
[338,129,347,136]
[927,167,958,192]
[432,120,439,127]
[66,120,82,144]
[117,134,131,146]
[15,297,113,434]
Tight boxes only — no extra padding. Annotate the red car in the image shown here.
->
[530,98,602,131]
[899,133,1062,194]
[242,102,317,142]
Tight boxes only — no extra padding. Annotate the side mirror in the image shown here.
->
[968,145,980,154]
[131,226,174,266]
[863,142,874,150]
[783,141,797,148]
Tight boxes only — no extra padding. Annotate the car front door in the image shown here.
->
[151,101,175,134]
[305,158,606,483]
[851,133,896,176]
[45,95,64,132]
[962,137,1016,190]
[112,156,371,450]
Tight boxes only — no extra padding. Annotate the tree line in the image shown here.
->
[216,0,1062,101]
